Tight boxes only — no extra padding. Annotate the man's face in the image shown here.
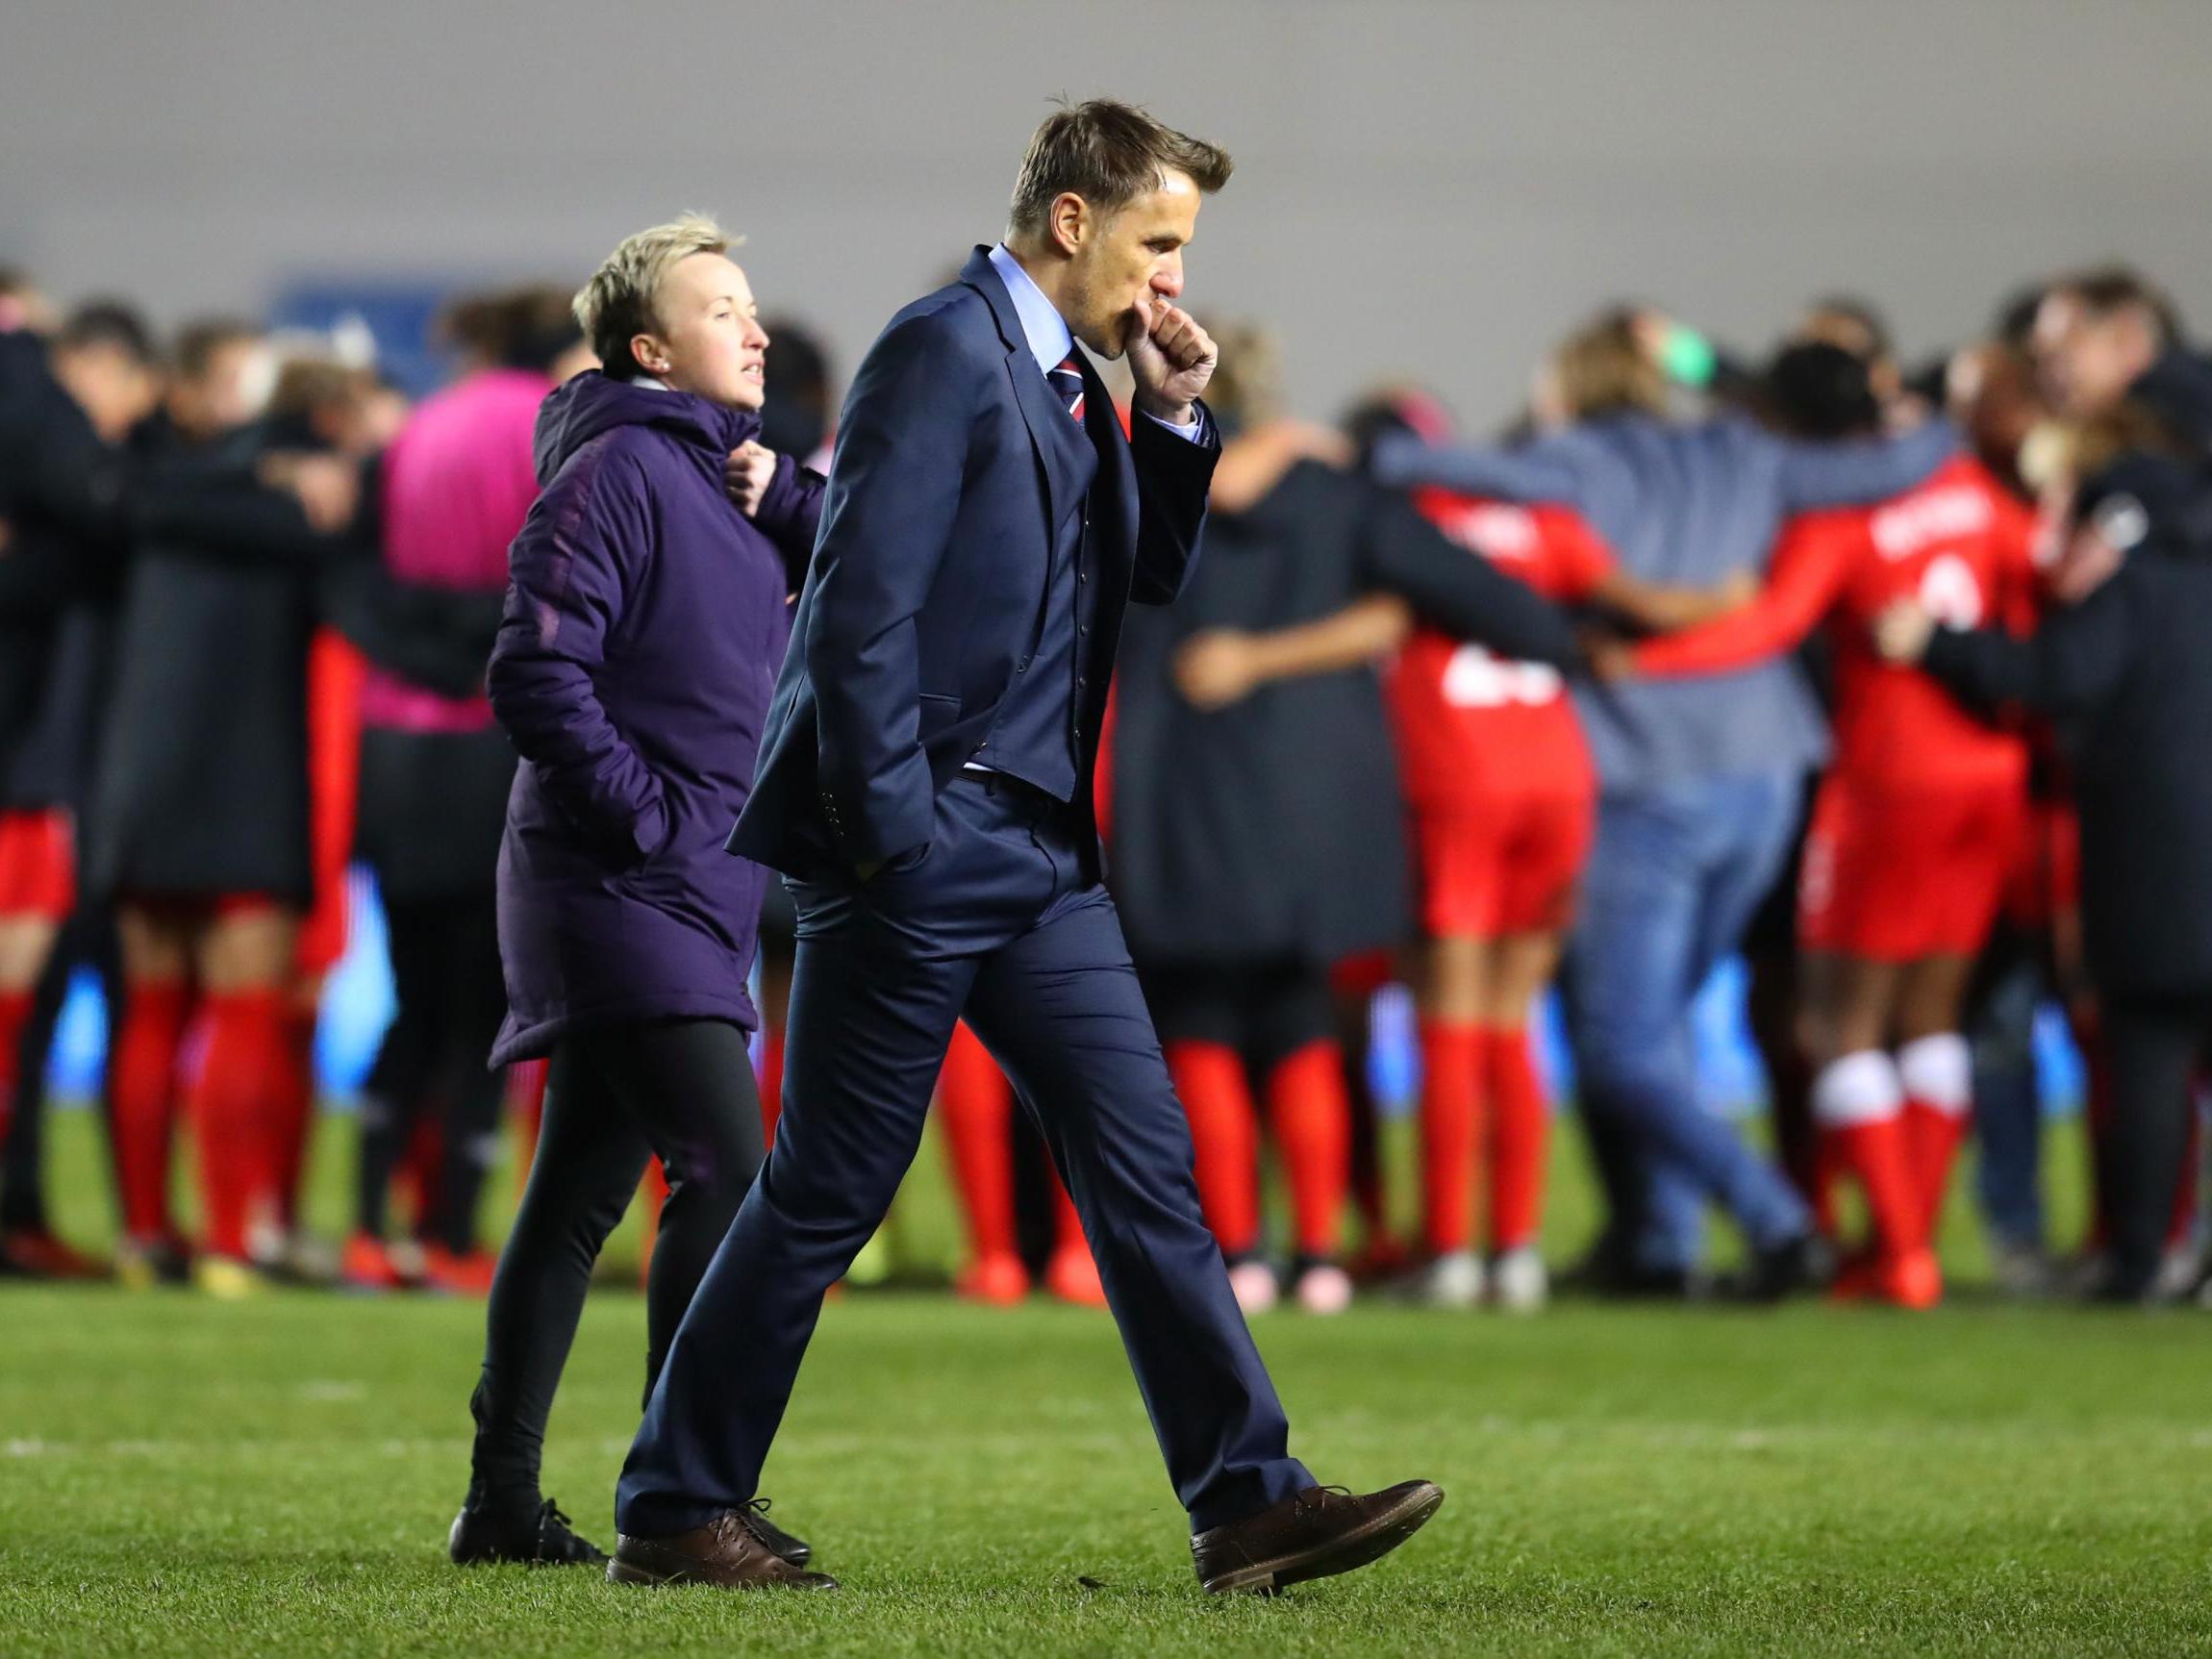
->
[2034,291,2156,417]
[52,341,162,442]
[169,338,270,440]
[1062,170,1200,360]
[639,252,768,409]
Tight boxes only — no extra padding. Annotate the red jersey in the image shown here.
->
[1386,490,1611,808]
[1633,456,2036,792]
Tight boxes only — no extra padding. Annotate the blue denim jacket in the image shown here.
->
[1375,412,1956,793]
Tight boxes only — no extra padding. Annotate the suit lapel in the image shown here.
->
[1009,350,1094,533]
[959,246,1091,536]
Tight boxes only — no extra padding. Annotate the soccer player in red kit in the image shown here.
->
[1628,344,2038,1307]
[1389,475,1745,1310]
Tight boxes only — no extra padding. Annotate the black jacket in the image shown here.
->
[1923,458,2212,999]
[1112,459,1584,968]
[0,335,133,815]
[88,418,337,903]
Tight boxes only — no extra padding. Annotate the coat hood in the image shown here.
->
[532,369,761,486]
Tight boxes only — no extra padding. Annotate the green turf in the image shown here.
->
[3,1111,2206,1657]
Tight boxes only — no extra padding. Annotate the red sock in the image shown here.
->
[1418,1021,1483,1255]
[0,987,33,1146]
[1168,1039,1259,1255]
[399,1113,443,1236]
[757,1024,785,1146]
[1812,1051,1921,1259]
[111,982,192,1244]
[1824,1117,1923,1258]
[188,990,289,1261]
[2170,1106,2201,1249]
[1265,1040,1349,1258]
[639,1160,670,1281]
[508,1058,547,1193]
[1484,1025,1547,1253]
[1898,1034,1973,1244]
[1050,1175,1087,1257]
[261,1003,317,1232]
[938,1021,1018,1265]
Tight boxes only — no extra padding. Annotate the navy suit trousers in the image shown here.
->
[616,774,1313,1536]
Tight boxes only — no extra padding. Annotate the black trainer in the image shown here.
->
[448,1496,610,1567]
[1739,1231,1820,1303]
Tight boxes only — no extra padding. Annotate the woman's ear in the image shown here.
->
[629,332,671,377]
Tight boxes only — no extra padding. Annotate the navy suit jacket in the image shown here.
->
[730,246,1217,875]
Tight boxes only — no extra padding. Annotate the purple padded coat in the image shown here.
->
[487,370,820,1066]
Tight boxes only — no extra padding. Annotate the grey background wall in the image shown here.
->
[4,0,2208,424]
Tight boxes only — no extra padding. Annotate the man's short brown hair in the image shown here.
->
[171,317,263,384]
[2062,264,2182,349]
[1008,99,1232,235]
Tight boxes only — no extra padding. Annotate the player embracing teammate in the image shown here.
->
[1627,342,2038,1305]
[1386,443,1747,1311]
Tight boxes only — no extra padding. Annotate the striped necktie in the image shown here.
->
[1048,353,1086,423]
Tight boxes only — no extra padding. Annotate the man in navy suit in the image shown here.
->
[610,100,1441,1596]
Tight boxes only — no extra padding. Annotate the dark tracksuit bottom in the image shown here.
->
[467,1017,764,1507]
[2098,992,2212,1296]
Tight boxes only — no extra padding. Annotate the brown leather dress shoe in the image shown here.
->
[1191,1479,1444,1595]
[608,1507,839,1590]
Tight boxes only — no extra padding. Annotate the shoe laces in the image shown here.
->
[737,1497,787,1545]
[1293,1485,1353,1517]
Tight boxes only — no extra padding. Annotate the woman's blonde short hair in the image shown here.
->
[573,214,738,379]
[1549,308,1669,422]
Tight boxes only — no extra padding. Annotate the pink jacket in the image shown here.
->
[361,367,549,733]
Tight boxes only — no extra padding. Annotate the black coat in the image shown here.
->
[88,420,335,903]
[1923,459,2212,1000]
[0,337,135,817]
[1111,459,1585,968]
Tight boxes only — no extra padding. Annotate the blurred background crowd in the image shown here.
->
[3,244,2210,1314]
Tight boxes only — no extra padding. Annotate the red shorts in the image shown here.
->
[1797,775,2025,962]
[0,809,75,920]
[1411,791,1595,940]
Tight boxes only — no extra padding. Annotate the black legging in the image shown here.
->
[2098,992,2212,1296]
[356,895,508,1252]
[466,1016,764,1508]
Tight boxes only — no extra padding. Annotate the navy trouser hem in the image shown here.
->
[1187,1459,1318,1534]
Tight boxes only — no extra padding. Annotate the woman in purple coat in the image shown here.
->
[451,217,821,1568]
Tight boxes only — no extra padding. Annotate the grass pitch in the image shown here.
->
[2,1112,2208,1657]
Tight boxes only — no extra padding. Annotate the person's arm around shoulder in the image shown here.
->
[487,438,669,868]
[1355,486,1584,669]
[1876,570,2136,719]
[802,308,988,867]
[1367,429,1588,508]
[1772,413,1957,514]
